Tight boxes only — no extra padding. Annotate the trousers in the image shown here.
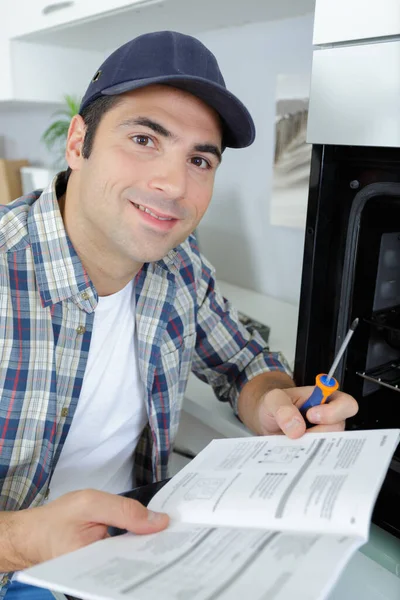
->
[5,580,56,600]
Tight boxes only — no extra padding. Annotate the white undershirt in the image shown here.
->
[48,280,147,502]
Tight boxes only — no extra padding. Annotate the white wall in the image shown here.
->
[0,13,314,305]
[0,104,59,167]
[196,14,314,306]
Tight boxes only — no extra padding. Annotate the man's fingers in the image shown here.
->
[259,386,358,438]
[116,495,169,535]
[306,422,346,434]
[67,490,169,535]
[306,391,359,426]
[260,388,306,438]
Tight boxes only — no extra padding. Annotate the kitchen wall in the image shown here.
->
[0,12,314,305]
[196,14,314,305]
[0,104,60,167]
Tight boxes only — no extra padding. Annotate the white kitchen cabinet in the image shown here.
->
[0,0,315,104]
[0,42,13,102]
[0,5,14,101]
[11,40,104,103]
[307,40,400,148]
[0,1,103,105]
[0,38,103,106]
[0,41,102,106]
[5,0,315,52]
[7,0,147,40]
[313,0,400,45]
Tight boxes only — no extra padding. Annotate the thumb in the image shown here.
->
[259,388,306,438]
[77,490,169,535]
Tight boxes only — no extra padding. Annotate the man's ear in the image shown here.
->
[65,114,86,170]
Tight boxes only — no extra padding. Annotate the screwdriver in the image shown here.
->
[300,318,359,421]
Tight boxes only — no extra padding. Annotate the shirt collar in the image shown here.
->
[159,248,181,274]
[28,175,181,311]
[28,175,97,311]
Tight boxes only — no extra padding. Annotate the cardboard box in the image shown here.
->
[0,159,30,205]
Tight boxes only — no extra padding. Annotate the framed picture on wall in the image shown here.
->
[270,74,312,229]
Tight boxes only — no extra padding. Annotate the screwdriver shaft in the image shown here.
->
[327,318,359,382]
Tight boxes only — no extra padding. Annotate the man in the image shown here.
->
[0,31,358,598]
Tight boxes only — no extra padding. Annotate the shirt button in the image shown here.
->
[81,291,89,301]
[1,575,10,585]
[44,488,50,500]
[61,407,68,418]
[76,325,86,335]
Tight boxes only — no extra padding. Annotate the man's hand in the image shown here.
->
[2,489,169,571]
[237,372,359,438]
[255,386,359,438]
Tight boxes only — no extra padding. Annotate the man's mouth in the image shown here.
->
[132,202,175,221]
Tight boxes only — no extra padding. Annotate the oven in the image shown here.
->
[294,0,400,539]
[294,144,400,538]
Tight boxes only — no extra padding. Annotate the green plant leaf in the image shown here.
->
[65,94,80,116]
[41,93,81,156]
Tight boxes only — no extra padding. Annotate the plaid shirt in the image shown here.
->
[0,177,290,592]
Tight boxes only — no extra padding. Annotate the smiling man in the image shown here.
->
[0,31,358,599]
[62,84,223,297]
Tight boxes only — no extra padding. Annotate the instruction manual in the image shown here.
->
[17,428,400,600]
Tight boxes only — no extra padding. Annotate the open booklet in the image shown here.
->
[18,428,400,600]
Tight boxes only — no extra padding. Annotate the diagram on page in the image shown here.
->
[259,445,306,464]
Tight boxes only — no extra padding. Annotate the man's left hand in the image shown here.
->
[255,386,359,438]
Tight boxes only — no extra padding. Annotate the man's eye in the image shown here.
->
[191,157,210,170]
[132,135,155,147]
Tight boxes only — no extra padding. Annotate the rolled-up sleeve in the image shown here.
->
[191,255,292,414]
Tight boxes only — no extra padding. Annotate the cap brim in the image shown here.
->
[102,75,255,149]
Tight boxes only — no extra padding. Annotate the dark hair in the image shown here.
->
[60,95,122,185]
[80,95,122,158]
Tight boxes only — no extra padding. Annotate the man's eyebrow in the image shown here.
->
[194,144,222,164]
[118,117,172,138]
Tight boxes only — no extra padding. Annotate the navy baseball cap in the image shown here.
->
[79,30,255,149]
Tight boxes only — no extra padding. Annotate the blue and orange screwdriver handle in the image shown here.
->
[300,373,339,417]
[300,318,359,424]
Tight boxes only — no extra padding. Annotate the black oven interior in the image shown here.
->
[294,144,400,538]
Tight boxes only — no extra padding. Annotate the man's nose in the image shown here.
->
[148,155,187,199]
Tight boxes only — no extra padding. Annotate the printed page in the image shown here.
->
[17,522,363,600]
[150,429,400,539]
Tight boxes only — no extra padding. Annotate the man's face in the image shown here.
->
[66,85,222,265]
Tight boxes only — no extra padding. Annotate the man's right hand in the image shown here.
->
[1,489,169,572]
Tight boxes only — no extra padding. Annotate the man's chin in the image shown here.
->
[132,238,189,264]
[130,248,177,265]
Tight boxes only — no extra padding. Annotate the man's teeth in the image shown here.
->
[134,203,173,221]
